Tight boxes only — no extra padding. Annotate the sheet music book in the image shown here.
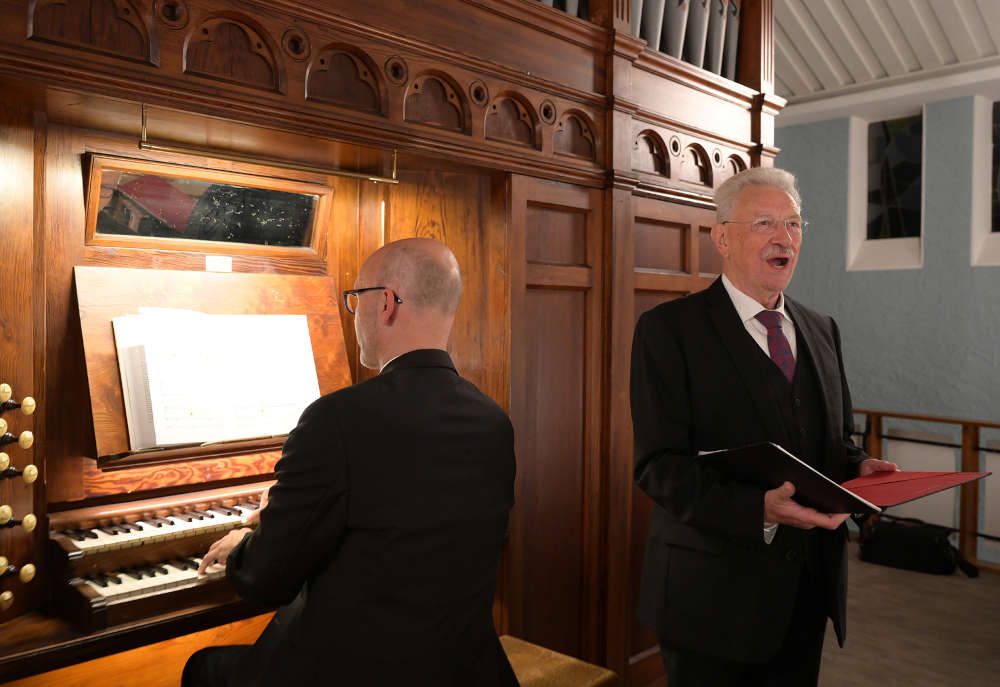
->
[699,442,881,515]
[112,309,321,450]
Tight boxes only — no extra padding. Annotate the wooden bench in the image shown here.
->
[500,635,618,687]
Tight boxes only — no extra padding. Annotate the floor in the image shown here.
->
[818,543,1000,687]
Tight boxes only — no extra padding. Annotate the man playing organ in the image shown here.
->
[183,238,519,687]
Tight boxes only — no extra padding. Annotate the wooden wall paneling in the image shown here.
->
[614,194,719,686]
[383,169,508,408]
[330,176,363,383]
[509,175,604,662]
[43,124,91,505]
[603,184,635,681]
[0,95,41,622]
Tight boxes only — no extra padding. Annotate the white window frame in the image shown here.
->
[846,111,925,271]
[972,95,1000,266]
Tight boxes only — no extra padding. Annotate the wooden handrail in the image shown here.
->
[855,408,1000,430]
[854,409,998,572]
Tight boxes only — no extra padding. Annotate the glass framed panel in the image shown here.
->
[85,154,332,255]
[867,114,922,240]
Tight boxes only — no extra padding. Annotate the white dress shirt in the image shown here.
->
[720,274,797,544]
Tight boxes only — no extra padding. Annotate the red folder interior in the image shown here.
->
[841,471,991,508]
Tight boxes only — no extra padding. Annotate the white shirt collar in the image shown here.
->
[721,273,789,324]
[379,354,402,374]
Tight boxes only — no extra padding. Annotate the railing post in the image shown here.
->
[959,423,981,562]
[866,413,883,460]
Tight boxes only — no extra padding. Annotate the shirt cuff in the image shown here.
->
[763,522,778,545]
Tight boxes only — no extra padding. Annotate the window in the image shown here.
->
[972,96,1000,266]
[846,112,924,271]
[867,115,922,240]
[992,101,1000,234]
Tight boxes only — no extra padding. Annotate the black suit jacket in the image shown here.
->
[630,278,867,662]
[226,349,518,686]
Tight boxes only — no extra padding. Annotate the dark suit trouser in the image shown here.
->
[182,645,252,687]
[659,567,827,687]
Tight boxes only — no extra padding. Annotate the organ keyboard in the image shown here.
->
[48,482,272,631]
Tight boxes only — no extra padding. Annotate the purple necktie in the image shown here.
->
[755,310,795,383]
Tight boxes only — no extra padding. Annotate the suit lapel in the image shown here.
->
[703,279,791,448]
[785,298,839,471]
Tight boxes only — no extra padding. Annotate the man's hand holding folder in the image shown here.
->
[763,458,898,530]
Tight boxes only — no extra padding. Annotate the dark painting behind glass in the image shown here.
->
[96,172,317,246]
[867,114,922,240]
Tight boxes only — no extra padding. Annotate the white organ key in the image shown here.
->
[61,502,260,554]
[80,558,228,604]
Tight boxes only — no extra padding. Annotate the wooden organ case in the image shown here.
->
[0,1,783,685]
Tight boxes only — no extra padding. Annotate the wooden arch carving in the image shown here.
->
[678,143,712,187]
[718,154,748,184]
[184,13,285,94]
[28,0,158,65]
[553,110,596,161]
[306,44,386,116]
[403,71,470,134]
[485,93,539,150]
[632,130,669,176]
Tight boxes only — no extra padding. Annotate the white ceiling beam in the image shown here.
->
[775,0,851,90]
[807,0,883,83]
[889,0,957,69]
[774,20,822,97]
[932,0,987,61]
[777,56,1000,126]
[775,74,793,99]
[844,0,919,77]
[972,0,1000,53]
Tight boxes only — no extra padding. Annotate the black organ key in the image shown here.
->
[211,505,239,516]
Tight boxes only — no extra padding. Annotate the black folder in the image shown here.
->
[699,442,881,515]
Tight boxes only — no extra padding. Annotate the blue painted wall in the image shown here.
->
[776,96,1000,426]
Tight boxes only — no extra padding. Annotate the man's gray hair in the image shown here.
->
[377,241,463,316]
[715,167,801,222]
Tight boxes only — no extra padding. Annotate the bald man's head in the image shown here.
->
[368,238,462,316]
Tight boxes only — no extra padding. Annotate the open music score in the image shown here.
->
[112,308,321,450]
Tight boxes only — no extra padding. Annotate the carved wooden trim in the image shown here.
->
[281,27,310,61]
[553,110,596,161]
[632,130,668,176]
[485,93,539,150]
[183,12,285,94]
[155,0,188,29]
[677,143,713,187]
[306,44,385,116]
[403,71,470,135]
[28,0,159,66]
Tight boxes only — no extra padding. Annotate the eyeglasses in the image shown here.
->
[343,287,403,315]
[722,217,808,234]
